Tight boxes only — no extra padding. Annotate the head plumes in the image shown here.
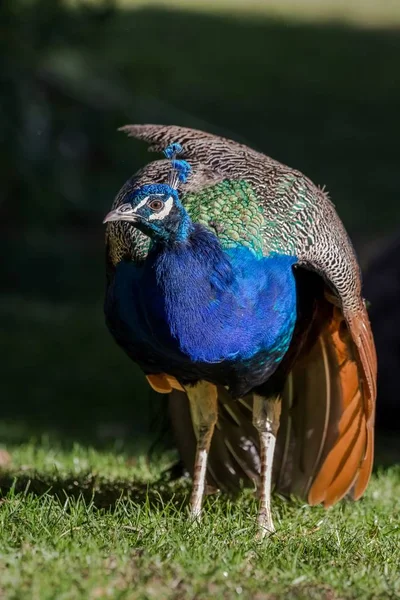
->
[103,142,193,244]
[163,142,191,189]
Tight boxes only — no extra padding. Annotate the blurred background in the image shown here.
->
[1,0,399,454]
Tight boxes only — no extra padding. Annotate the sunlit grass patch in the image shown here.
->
[0,436,399,599]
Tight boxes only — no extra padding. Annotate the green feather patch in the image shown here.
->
[183,179,265,256]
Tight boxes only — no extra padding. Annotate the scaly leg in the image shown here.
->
[184,381,218,519]
[252,394,282,538]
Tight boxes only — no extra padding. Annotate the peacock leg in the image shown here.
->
[252,394,281,538]
[184,381,218,519]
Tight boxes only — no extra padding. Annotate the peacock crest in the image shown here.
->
[163,142,192,189]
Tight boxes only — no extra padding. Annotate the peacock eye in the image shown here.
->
[148,199,164,211]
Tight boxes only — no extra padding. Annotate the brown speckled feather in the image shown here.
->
[113,124,377,506]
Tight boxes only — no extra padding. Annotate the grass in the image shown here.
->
[0,436,399,599]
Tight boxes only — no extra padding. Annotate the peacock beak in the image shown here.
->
[103,203,139,224]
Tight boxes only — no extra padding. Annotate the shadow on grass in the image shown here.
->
[0,469,193,510]
[0,433,398,512]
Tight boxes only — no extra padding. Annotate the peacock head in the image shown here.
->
[103,144,192,244]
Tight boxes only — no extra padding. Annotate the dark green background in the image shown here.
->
[1,0,399,445]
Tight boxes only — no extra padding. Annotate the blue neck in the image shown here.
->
[152,224,234,289]
[140,225,298,364]
[169,209,193,243]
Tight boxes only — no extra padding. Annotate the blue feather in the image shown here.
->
[171,159,191,183]
[106,225,297,386]
[163,142,183,159]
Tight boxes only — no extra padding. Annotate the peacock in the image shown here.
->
[103,125,377,537]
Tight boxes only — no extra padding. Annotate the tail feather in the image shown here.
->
[308,395,363,505]
[323,413,367,506]
[353,427,374,500]
[346,301,377,500]
[217,394,260,484]
[308,304,376,506]
[276,335,336,500]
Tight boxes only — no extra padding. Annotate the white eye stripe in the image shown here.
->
[131,193,165,213]
[148,196,174,220]
[132,197,149,212]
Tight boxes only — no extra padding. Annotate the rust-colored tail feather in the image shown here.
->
[307,303,376,507]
